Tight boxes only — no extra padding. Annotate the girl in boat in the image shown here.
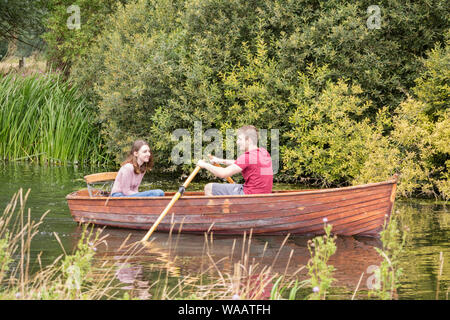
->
[111,140,165,197]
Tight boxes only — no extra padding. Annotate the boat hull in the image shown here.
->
[66,177,398,237]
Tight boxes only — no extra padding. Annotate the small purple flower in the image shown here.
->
[323,217,328,223]
[89,242,97,251]
[232,294,240,300]
[313,286,319,293]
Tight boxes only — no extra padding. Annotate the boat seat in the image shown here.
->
[84,172,117,198]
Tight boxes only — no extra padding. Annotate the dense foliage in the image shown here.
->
[44,0,450,198]
[0,0,48,59]
[42,0,129,74]
[0,0,47,43]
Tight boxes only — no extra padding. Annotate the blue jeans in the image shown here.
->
[111,189,165,197]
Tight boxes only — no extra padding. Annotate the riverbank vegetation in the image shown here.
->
[1,0,448,200]
[0,72,108,165]
[1,189,416,300]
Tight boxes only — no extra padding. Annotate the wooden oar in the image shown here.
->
[141,166,201,242]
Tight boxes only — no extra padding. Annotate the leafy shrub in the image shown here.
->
[68,0,448,198]
[264,0,449,111]
[71,0,185,163]
[43,0,128,74]
[151,30,295,169]
[283,36,449,200]
[388,38,449,199]
[72,0,294,166]
[282,66,392,186]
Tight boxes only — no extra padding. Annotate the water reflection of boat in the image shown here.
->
[66,176,398,237]
[89,228,383,292]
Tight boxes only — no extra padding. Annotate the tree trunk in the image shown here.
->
[5,32,17,59]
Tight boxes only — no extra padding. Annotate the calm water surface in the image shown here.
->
[0,163,448,299]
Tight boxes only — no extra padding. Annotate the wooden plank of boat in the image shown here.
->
[65,175,398,237]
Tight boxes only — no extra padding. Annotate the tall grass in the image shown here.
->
[305,222,337,300]
[0,72,109,165]
[104,228,307,300]
[0,188,309,300]
[0,189,307,300]
[4,188,412,300]
[368,213,408,300]
[0,189,128,299]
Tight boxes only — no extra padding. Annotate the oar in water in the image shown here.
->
[141,165,201,242]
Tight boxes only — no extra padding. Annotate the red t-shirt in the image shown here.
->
[234,148,273,194]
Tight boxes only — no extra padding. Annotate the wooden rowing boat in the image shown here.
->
[66,175,398,237]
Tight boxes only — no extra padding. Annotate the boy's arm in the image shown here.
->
[209,154,236,166]
[197,160,242,179]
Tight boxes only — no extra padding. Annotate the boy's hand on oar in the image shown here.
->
[208,154,220,164]
[197,159,208,168]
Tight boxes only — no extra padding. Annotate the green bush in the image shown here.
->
[351,36,449,199]
[271,0,449,111]
[151,30,295,169]
[43,0,128,74]
[282,66,395,186]
[389,37,449,199]
[72,0,185,163]
[72,0,295,165]
[283,37,449,199]
[68,0,448,198]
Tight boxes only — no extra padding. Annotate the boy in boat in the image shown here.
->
[111,140,165,197]
[197,125,273,196]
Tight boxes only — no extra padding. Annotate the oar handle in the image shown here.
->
[183,165,201,187]
[141,166,201,242]
[141,192,181,242]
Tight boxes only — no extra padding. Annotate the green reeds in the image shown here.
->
[0,189,128,299]
[0,73,108,166]
[368,214,408,300]
[305,221,337,300]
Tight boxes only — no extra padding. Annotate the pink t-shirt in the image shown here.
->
[111,163,145,196]
[234,148,273,194]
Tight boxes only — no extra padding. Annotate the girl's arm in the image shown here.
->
[120,165,137,196]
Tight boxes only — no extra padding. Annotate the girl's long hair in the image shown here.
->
[121,140,154,174]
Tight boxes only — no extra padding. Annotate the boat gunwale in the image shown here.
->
[66,178,397,200]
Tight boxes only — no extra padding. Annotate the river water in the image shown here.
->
[0,163,448,299]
